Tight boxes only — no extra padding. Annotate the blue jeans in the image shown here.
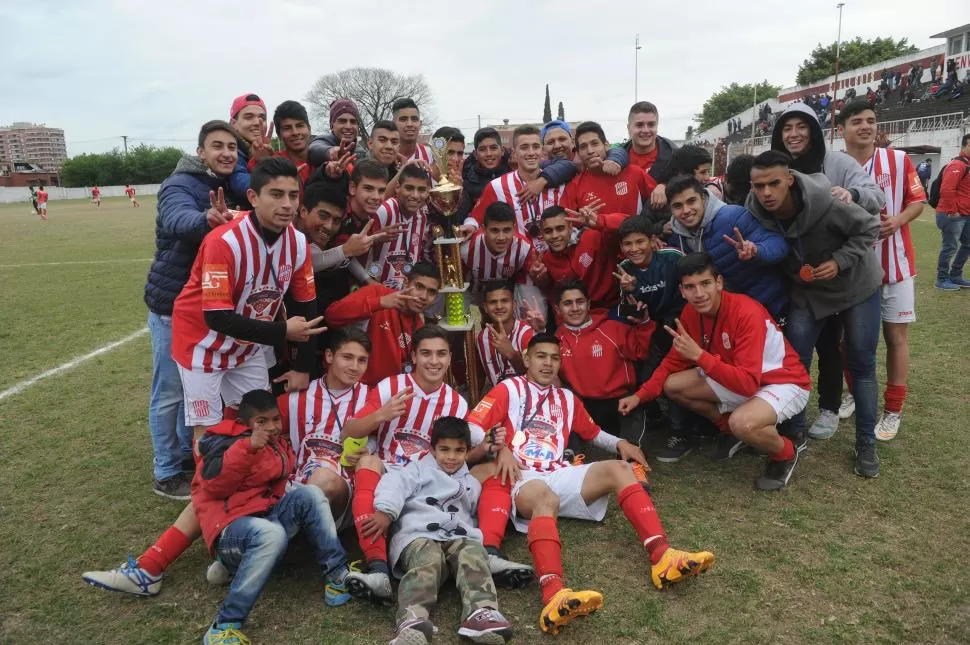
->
[936,213,970,282]
[785,290,881,447]
[147,311,192,481]
[214,486,348,625]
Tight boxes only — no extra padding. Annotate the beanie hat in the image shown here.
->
[540,120,571,142]
[329,98,360,129]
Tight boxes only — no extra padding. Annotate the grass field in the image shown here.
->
[1,196,969,645]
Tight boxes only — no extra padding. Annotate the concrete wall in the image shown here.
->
[0,184,160,204]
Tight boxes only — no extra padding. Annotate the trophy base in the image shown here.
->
[432,237,465,245]
[439,282,470,294]
[439,321,474,332]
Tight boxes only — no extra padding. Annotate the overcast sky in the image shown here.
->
[0,0,963,156]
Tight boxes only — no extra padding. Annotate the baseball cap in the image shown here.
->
[230,93,266,120]
[541,120,571,142]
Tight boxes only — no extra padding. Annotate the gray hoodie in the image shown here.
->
[374,453,483,577]
[745,170,881,320]
[770,102,886,216]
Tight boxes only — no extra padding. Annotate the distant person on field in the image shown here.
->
[916,158,932,193]
[29,185,39,214]
[124,184,140,208]
[934,133,970,291]
[36,185,48,220]
[92,185,102,207]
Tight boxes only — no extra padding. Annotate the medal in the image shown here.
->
[403,263,413,275]
[799,264,815,283]
[402,361,414,374]
[368,263,381,277]
[511,430,526,449]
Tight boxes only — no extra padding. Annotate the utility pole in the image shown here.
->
[477,114,481,130]
[634,34,642,102]
[121,135,128,155]
[830,3,845,144]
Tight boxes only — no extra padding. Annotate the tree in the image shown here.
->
[543,84,552,123]
[58,145,182,187]
[305,67,433,141]
[694,81,781,132]
[685,125,694,141]
[557,101,565,121]
[796,37,918,86]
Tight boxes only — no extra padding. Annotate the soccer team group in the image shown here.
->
[78,91,927,644]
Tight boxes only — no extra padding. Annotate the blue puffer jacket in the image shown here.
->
[668,192,790,316]
[144,155,232,315]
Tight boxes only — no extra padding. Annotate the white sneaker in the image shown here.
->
[82,555,163,597]
[875,412,901,441]
[838,393,856,419]
[808,409,839,440]
[206,559,231,585]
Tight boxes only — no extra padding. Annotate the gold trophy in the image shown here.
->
[428,137,479,399]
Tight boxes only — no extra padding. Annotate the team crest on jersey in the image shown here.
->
[876,173,891,189]
[722,332,731,349]
[579,252,593,268]
[277,264,293,284]
[192,399,210,419]
[392,430,430,464]
[549,404,562,420]
[379,320,391,331]
[615,181,629,196]
[246,285,282,320]
[591,342,603,358]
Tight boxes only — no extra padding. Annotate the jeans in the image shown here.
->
[785,290,881,447]
[214,486,348,625]
[147,311,191,481]
[936,213,970,282]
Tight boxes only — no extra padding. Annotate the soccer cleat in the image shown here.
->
[712,433,745,460]
[346,561,393,604]
[570,453,585,466]
[82,555,163,597]
[203,622,250,645]
[755,451,799,491]
[538,588,604,635]
[457,607,513,644]
[655,435,692,463]
[206,560,230,586]
[630,462,652,492]
[875,412,901,441]
[650,547,715,590]
[487,552,534,589]
[838,394,856,419]
[808,409,840,440]
[854,444,880,478]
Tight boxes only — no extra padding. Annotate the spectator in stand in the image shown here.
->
[723,154,755,205]
[935,134,970,291]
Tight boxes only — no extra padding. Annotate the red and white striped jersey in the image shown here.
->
[365,198,431,290]
[470,171,566,251]
[281,379,369,484]
[353,374,468,466]
[408,144,434,165]
[466,375,601,473]
[866,147,925,284]
[476,320,535,387]
[172,214,314,372]
[461,230,535,293]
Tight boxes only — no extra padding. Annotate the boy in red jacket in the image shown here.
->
[193,390,352,645]
[554,279,654,447]
[618,253,810,491]
[324,261,440,385]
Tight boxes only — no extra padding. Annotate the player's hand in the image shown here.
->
[879,214,902,239]
[830,186,853,203]
[622,294,650,324]
[248,426,273,452]
[617,439,649,467]
[447,168,463,187]
[380,287,421,311]
[495,446,521,486]
[602,160,622,176]
[372,221,408,245]
[650,184,667,209]
[457,224,476,242]
[342,220,380,257]
[206,187,232,228]
[272,370,310,392]
[521,295,546,331]
[618,394,642,416]
[650,235,666,251]
[342,446,369,469]
[665,318,702,362]
[487,321,516,359]
[722,226,758,261]
[379,387,414,423]
[285,316,327,342]
[325,150,356,179]
[518,177,549,204]
[614,265,637,293]
[395,152,409,171]
[250,122,275,162]
[662,220,673,236]
[486,426,507,457]
[359,511,392,543]
[528,258,549,284]
[812,259,839,281]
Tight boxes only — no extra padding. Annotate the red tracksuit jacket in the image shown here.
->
[556,312,655,399]
[542,211,627,309]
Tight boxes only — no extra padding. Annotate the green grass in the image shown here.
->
[1,200,969,644]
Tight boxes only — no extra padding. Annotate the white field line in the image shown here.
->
[0,258,152,268]
[0,328,149,402]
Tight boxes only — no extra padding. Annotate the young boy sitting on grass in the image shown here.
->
[360,416,513,645]
[193,390,353,645]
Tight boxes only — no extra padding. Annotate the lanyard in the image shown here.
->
[517,173,540,226]
[324,383,354,436]
[698,309,720,353]
[252,215,283,292]
[520,382,552,432]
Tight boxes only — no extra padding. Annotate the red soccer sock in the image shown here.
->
[617,484,669,564]
[352,468,387,564]
[714,413,731,434]
[884,383,907,414]
[527,516,565,604]
[477,476,511,551]
[769,436,795,462]
[137,525,192,576]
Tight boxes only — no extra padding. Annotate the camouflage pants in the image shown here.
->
[396,537,497,625]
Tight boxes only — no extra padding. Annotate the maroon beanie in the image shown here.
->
[329,98,360,129]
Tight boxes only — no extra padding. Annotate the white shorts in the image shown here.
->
[509,464,608,533]
[701,371,809,424]
[287,470,354,530]
[177,349,269,425]
[881,279,916,323]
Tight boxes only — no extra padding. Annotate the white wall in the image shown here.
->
[0,184,160,204]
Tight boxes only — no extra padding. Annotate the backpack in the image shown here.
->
[928,158,970,208]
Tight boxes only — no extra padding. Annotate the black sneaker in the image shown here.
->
[755,452,798,491]
[182,457,196,473]
[854,444,880,478]
[655,435,693,463]
[152,473,191,501]
[712,434,745,461]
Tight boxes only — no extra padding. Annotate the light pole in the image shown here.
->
[635,34,642,102]
[830,2,845,143]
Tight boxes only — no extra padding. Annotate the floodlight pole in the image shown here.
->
[635,34,642,102]
[830,3,845,144]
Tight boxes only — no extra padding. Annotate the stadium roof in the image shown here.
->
[931,24,970,39]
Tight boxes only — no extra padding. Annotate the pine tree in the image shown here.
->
[557,101,565,121]
[543,84,552,123]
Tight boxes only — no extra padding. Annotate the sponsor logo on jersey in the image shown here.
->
[722,332,732,349]
[615,181,629,196]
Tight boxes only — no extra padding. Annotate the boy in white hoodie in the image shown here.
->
[362,416,513,645]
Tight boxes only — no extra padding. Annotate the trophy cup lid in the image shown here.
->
[429,136,460,195]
